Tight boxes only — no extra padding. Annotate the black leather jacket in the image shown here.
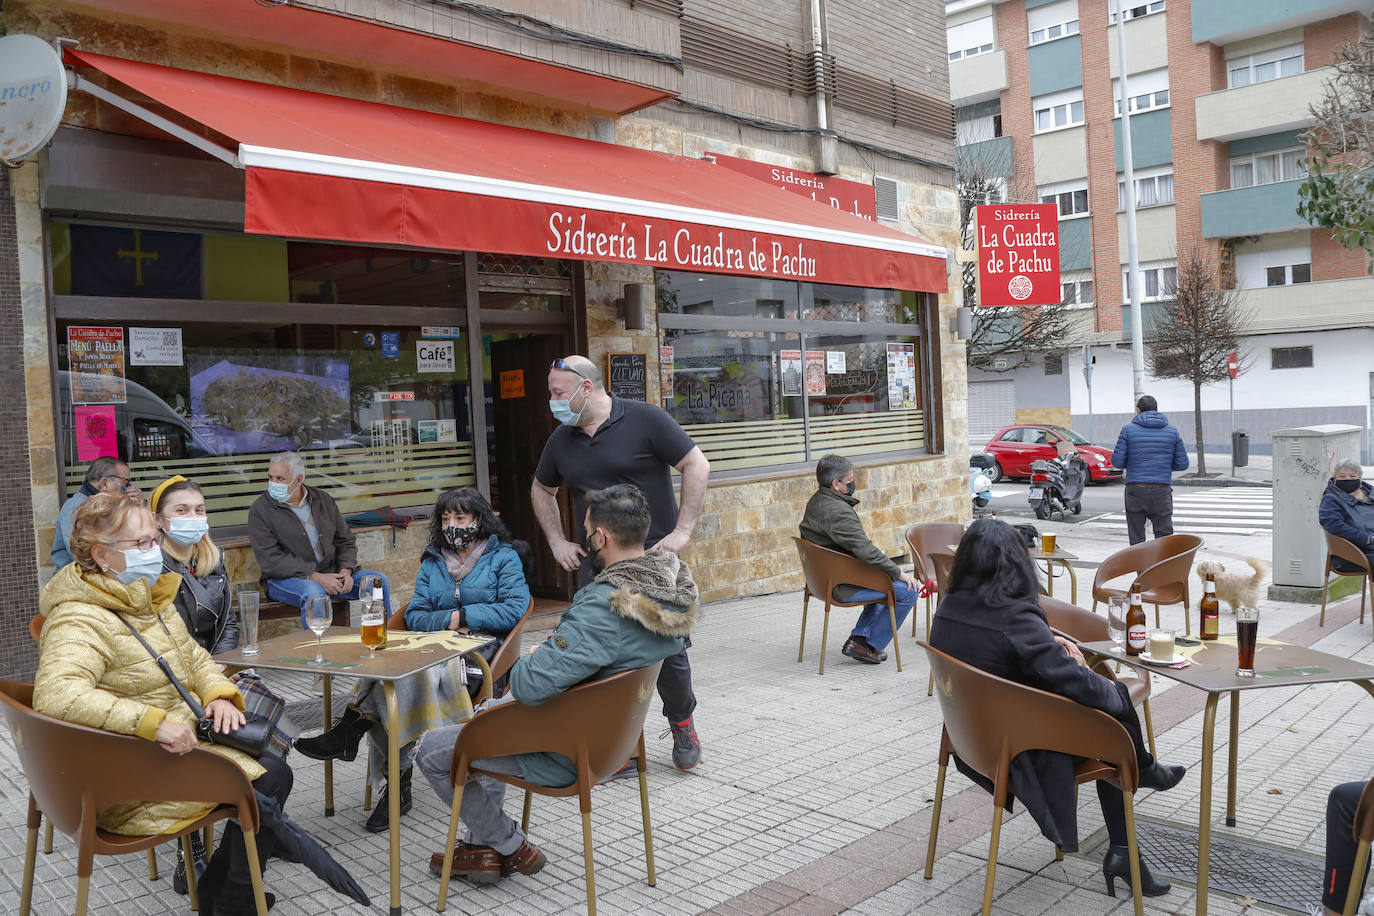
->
[161,551,238,656]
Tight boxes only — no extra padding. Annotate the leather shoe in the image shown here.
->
[1140,761,1186,792]
[428,842,502,884]
[500,840,547,878]
[842,637,883,665]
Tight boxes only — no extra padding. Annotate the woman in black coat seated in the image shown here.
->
[930,518,1187,898]
[1319,459,1374,573]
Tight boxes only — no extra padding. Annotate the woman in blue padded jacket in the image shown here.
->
[294,487,530,833]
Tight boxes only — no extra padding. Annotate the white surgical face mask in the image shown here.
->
[165,516,209,547]
[117,544,165,587]
[268,481,291,502]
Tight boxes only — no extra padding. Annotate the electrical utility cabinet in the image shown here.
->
[1271,424,1363,591]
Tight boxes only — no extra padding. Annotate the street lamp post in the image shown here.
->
[1115,0,1146,402]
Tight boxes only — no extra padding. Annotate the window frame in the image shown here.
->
[1264,262,1313,286]
[1029,18,1080,45]
[1229,146,1307,189]
[1108,2,1166,24]
[1227,43,1304,88]
[1121,261,1177,303]
[1270,345,1313,369]
[1060,272,1095,309]
[948,16,996,61]
[1032,88,1085,134]
[1039,181,1090,220]
[1112,69,1170,117]
[1117,167,1175,210]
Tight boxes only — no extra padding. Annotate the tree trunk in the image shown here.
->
[1194,379,1206,475]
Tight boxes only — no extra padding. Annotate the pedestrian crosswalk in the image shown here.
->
[1083,486,1273,536]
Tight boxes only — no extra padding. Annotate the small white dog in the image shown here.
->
[1196,558,1270,612]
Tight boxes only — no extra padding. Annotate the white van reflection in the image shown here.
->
[58,370,212,465]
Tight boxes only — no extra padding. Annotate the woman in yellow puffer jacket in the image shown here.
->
[35,492,291,915]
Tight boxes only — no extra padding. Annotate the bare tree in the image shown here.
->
[1146,249,1252,475]
[1298,18,1374,269]
[956,139,1078,370]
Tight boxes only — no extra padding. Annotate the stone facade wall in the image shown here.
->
[1016,407,1072,427]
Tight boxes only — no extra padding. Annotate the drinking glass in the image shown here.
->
[1236,606,1259,677]
[358,575,385,659]
[305,595,332,666]
[238,591,260,657]
[1041,533,1057,554]
[1107,596,1128,648]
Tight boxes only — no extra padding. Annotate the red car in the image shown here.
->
[982,424,1122,483]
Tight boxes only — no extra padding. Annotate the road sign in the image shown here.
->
[1227,352,1239,379]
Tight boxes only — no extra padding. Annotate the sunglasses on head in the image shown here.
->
[551,358,594,381]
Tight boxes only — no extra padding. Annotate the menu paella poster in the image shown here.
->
[805,351,827,396]
[67,326,127,404]
[886,342,917,408]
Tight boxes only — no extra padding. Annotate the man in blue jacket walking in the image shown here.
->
[1111,395,1190,544]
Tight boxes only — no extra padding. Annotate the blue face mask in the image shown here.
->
[117,544,165,588]
[166,516,209,547]
[267,481,291,502]
[548,383,588,427]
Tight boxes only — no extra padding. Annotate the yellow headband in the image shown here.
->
[149,475,188,513]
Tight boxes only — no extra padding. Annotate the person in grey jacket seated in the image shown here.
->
[1319,459,1374,573]
[798,453,919,665]
[415,483,699,885]
[931,518,1187,899]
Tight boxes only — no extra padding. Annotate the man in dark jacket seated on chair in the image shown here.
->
[798,453,920,665]
[414,483,699,885]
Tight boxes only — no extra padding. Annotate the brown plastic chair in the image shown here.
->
[904,523,965,638]
[1345,779,1374,916]
[793,537,903,674]
[918,643,1146,916]
[1090,534,1204,635]
[1040,596,1157,758]
[0,679,270,916]
[1321,532,1373,628]
[435,662,664,916]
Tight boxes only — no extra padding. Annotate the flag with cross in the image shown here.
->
[68,224,202,299]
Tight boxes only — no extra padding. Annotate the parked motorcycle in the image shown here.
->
[1027,450,1087,520]
[970,463,992,515]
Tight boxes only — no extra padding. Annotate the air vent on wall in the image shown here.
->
[874,177,899,221]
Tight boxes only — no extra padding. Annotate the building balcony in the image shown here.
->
[1239,276,1374,333]
[1200,180,1306,238]
[1192,0,1374,45]
[955,135,1013,177]
[1195,68,1333,143]
[949,49,1008,106]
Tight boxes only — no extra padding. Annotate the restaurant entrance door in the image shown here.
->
[490,335,577,600]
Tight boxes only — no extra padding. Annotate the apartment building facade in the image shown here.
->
[948,0,1374,460]
[0,0,962,677]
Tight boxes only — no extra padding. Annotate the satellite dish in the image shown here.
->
[0,35,68,165]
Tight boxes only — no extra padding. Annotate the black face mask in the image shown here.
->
[843,480,856,496]
[444,523,481,550]
[584,530,606,574]
[1337,478,1363,494]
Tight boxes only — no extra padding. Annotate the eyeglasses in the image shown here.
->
[106,475,131,487]
[550,358,594,382]
[111,534,162,552]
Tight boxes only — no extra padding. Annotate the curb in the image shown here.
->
[1171,475,1271,488]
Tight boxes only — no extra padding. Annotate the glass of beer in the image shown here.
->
[359,575,386,659]
[1235,606,1259,677]
[1041,533,1057,554]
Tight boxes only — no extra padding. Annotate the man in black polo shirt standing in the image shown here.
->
[532,355,711,769]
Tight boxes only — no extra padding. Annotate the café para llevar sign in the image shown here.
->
[975,203,1061,306]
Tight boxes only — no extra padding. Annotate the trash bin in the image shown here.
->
[1231,430,1250,468]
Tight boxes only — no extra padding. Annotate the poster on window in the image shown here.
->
[74,405,118,461]
[805,351,827,395]
[780,349,802,396]
[659,346,674,405]
[826,351,846,374]
[129,327,183,366]
[418,419,458,443]
[67,326,127,404]
[886,342,918,409]
[187,354,351,454]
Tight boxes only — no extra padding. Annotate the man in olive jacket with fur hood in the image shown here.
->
[416,483,699,885]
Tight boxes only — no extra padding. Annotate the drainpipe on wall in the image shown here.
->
[809,0,838,174]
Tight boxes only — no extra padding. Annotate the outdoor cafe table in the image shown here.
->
[217,627,495,916]
[1080,635,1374,916]
[947,542,1079,603]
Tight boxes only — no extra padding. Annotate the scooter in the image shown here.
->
[1027,450,1087,520]
[970,463,992,515]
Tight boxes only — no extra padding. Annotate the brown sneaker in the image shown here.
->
[501,840,547,878]
[428,842,502,884]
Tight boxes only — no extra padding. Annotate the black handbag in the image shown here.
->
[116,614,274,758]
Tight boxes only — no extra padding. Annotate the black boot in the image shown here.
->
[1102,845,1171,897]
[172,831,209,895]
[293,706,375,762]
[365,767,412,834]
[1140,761,1186,792]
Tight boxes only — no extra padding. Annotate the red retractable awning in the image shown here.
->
[67,51,948,292]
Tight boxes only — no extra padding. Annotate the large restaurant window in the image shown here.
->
[48,221,572,528]
[656,271,933,473]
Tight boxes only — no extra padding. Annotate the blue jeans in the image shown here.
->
[845,580,917,651]
[265,569,392,628]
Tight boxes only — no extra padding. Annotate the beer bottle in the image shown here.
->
[1125,583,1148,656]
[1199,572,1220,640]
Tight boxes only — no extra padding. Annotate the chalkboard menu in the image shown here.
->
[607,352,648,401]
